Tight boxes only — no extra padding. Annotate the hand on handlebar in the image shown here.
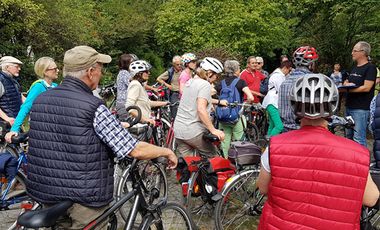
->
[219,100,228,107]
[166,150,178,169]
[211,129,225,141]
[147,118,156,126]
[5,131,18,143]
[121,122,130,128]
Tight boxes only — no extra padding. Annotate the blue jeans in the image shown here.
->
[345,108,369,147]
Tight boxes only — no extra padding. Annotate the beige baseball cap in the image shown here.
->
[63,46,112,72]
[0,56,23,66]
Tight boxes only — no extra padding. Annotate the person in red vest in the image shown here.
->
[240,56,266,103]
[257,74,379,229]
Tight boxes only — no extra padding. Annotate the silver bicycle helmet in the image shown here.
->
[200,57,224,74]
[290,74,338,119]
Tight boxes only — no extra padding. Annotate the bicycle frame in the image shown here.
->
[1,146,28,210]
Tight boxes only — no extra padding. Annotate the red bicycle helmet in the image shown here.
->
[293,46,319,67]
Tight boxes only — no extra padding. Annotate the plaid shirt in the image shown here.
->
[93,104,138,160]
[278,68,311,130]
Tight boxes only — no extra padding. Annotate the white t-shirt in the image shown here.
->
[262,68,286,109]
[174,77,212,140]
[261,147,271,173]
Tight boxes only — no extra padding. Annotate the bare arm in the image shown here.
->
[150,100,168,108]
[348,80,375,93]
[363,173,380,207]
[0,108,14,125]
[197,97,224,141]
[257,167,271,194]
[129,142,178,169]
[243,86,254,103]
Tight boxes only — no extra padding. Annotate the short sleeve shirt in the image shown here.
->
[346,63,377,110]
[215,76,247,102]
[174,77,212,140]
[240,69,265,103]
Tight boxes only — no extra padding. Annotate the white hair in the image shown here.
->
[172,55,181,63]
[357,41,371,56]
[63,67,87,79]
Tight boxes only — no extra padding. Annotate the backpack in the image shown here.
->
[216,78,241,124]
[260,76,269,95]
[165,67,175,84]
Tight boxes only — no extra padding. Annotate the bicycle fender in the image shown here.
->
[220,169,258,196]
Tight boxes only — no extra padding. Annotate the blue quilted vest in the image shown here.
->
[26,77,114,207]
[0,71,22,118]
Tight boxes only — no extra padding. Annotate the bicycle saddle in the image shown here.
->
[203,132,220,142]
[17,200,73,228]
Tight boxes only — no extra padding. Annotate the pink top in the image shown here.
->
[179,69,192,96]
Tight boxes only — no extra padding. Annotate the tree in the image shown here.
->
[155,0,293,61]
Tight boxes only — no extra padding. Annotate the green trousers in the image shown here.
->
[219,119,244,158]
[266,104,283,137]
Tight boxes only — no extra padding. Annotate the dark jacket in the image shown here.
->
[0,71,22,118]
[26,77,114,207]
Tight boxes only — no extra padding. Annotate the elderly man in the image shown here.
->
[156,55,182,118]
[0,56,25,125]
[26,46,177,229]
[240,56,266,103]
[343,41,377,147]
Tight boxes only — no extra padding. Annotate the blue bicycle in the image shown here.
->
[0,132,29,211]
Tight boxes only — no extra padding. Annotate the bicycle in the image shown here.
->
[176,132,243,228]
[1,132,29,211]
[99,82,117,114]
[213,139,265,230]
[17,157,195,230]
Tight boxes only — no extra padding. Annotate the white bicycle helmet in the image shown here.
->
[129,60,152,77]
[293,46,319,67]
[200,57,224,74]
[181,53,197,65]
[290,74,338,119]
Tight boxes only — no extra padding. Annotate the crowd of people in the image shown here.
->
[0,40,380,229]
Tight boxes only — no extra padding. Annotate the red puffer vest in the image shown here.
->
[259,126,369,230]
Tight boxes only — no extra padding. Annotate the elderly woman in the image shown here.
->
[125,60,168,124]
[215,60,254,157]
[5,57,59,142]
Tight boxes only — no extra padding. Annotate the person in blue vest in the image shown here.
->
[26,46,178,229]
[156,55,182,118]
[4,57,59,142]
[0,56,24,125]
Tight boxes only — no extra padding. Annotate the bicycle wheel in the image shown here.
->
[214,169,264,230]
[184,171,214,228]
[116,160,167,223]
[143,202,195,230]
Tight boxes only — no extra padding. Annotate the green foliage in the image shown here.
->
[156,0,293,59]
[1,0,379,92]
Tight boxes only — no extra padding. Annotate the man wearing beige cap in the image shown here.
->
[26,46,177,229]
[0,56,24,125]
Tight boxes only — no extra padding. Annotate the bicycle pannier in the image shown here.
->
[228,141,261,166]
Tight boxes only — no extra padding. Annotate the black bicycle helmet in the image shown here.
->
[290,74,338,119]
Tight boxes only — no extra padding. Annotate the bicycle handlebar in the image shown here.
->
[11,132,29,144]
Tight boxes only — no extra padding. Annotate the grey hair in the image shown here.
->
[172,55,181,63]
[224,60,240,75]
[63,67,87,79]
[1,64,10,72]
[357,41,371,56]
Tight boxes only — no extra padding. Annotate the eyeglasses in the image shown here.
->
[47,67,58,71]
[252,62,262,64]
[352,49,364,53]
[174,63,182,66]
[9,64,21,69]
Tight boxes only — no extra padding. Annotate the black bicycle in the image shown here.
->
[17,157,194,230]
